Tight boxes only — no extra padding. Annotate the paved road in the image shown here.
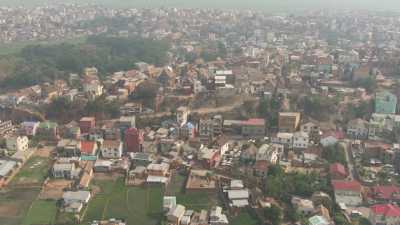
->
[341,140,356,180]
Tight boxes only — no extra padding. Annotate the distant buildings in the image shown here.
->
[375,91,397,114]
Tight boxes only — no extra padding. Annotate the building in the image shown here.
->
[293,131,309,150]
[347,118,369,139]
[124,128,143,153]
[177,106,190,127]
[167,204,186,225]
[370,185,400,204]
[370,204,400,225]
[301,122,320,142]
[101,140,123,159]
[375,91,397,114]
[272,132,294,149]
[209,206,229,225]
[20,121,40,136]
[292,196,315,216]
[330,163,347,180]
[0,120,14,136]
[241,118,265,137]
[79,117,96,134]
[332,180,362,206]
[57,139,81,157]
[198,115,223,139]
[279,112,301,132]
[6,136,29,151]
[37,121,58,140]
[80,141,97,156]
[52,163,79,179]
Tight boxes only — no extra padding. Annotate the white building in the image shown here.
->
[176,106,189,127]
[100,140,123,159]
[6,136,29,151]
[272,132,293,149]
[293,131,309,149]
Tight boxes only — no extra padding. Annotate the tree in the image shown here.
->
[130,80,160,108]
[358,217,372,225]
[264,205,282,225]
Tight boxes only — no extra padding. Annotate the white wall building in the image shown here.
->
[6,136,29,151]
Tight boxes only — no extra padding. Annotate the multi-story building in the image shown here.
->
[370,204,400,225]
[101,140,123,159]
[176,106,190,127]
[279,112,301,132]
[241,118,265,137]
[332,180,362,206]
[375,91,397,114]
[6,136,29,151]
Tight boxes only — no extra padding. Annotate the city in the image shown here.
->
[0,3,399,225]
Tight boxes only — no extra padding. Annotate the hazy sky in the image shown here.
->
[0,0,399,12]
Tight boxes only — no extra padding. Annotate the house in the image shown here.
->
[375,91,397,114]
[163,196,177,212]
[291,196,315,215]
[330,163,347,180]
[52,163,79,179]
[93,160,113,172]
[370,185,400,203]
[6,136,29,151]
[293,131,309,150]
[256,144,284,164]
[347,118,369,139]
[301,122,320,142]
[146,162,170,184]
[209,206,229,225]
[279,112,301,132]
[241,118,265,137]
[20,121,40,136]
[81,141,98,156]
[79,117,96,134]
[63,191,91,204]
[332,180,362,206]
[177,106,190,126]
[272,132,293,149]
[227,189,250,208]
[63,191,91,213]
[0,160,17,186]
[370,204,400,225]
[199,146,220,168]
[57,139,81,157]
[101,140,123,159]
[179,122,196,139]
[167,204,186,225]
[308,215,331,225]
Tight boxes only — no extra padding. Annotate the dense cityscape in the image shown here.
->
[0,3,400,225]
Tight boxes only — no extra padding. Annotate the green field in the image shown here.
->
[167,172,218,211]
[0,36,87,56]
[230,211,259,225]
[0,188,41,225]
[82,178,163,225]
[10,156,51,186]
[22,200,57,225]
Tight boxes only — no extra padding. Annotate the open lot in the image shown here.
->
[0,188,41,225]
[167,172,218,211]
[9,156,51,186]
[22,200,57,225]
[39,179,73,200]
[230,211,259,225]
[82,176,163,225]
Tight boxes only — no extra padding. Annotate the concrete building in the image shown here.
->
[375,91,397,114]
[279,112,301,132]
[332,180,362,206]
[241,118,265,137]
[101,140,123,159]
[347,118,369,139]
[293,131,309,150]
[6,136,29,151]
[370,204,400,225]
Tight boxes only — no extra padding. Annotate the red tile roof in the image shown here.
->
[371,204,400,217]
[242,118,265,126]
[330,163,347,177]
[81,141,96,155]
[371,186,400,201]
[332,180,362,192]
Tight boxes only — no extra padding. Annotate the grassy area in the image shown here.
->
[0,36,87,56]
[0,188,41,225]
[22,200,57,225]
[82,177,163,225]
[10,156,51,186]
[230,211,259,225]
[166,172,217,211]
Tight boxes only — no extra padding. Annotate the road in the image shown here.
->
[341,140,356,180]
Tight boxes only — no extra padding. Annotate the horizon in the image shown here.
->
[0,0,399,12]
